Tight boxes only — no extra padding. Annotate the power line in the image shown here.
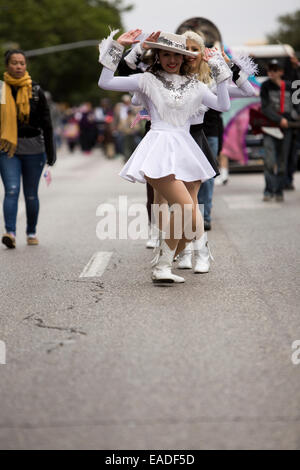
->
[25,40,100,57]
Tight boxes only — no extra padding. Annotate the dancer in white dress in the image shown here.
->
[131,32,258,274]
[98,29,232,283]
[118,31,258,272]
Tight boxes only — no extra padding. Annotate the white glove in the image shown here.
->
[99,29,124,72]
[124,43,145,70]
[208,52,232,84]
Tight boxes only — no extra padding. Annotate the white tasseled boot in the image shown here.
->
[152,241,185,284]
[194,233,214,274]
[177,242,193,270]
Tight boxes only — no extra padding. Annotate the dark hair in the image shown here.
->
[145,49,191,76]
[4,49,26,66]
[267,59,283,72]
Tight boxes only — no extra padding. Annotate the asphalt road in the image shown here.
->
[0,147,299,450]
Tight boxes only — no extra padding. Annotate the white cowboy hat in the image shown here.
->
[143,32,198,58]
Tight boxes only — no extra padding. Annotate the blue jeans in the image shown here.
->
[198,136,219,223]
[263,131,292,196]
[0,152,46,235]
[286,131,300,186]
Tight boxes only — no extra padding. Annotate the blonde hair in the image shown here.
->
[182,30,213,85]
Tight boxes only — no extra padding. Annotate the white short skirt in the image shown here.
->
[119,126,216,184]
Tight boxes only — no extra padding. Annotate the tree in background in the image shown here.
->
[267,9,300,52]
[0,0,132,104]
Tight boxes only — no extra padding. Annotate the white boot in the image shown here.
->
[194,233,214,274]
[146,224,160,249]
[177,242,193,270]
[215,168,229,186]
[152,241,185,284]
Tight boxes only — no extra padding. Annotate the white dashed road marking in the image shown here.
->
[80,197,146,278]
[80,252,113,278]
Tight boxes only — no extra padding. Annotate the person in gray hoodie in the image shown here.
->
[260,59,293,202]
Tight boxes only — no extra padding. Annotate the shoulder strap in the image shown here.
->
[280,80,286,114]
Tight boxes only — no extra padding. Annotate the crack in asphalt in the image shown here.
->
[47,276,105,289]
[19,277,105,354]
[22,279,105,325]
[45,278,105,304]
[34,318,87,336]
[46,337,77,354]
[23,315,87,336]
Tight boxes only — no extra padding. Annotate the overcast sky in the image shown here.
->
[122,0,299,46]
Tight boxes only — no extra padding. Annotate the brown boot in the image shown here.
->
[27,236,39,246]
[2,233,16,249]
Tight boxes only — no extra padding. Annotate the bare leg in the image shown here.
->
[175,181,204,257]
[216,153,229,185]
[153,189,169,233]
[219,153,229,170]
[145,175,195,251]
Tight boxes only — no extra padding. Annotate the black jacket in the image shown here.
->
[11,81,56,165]
[260,79,293,125]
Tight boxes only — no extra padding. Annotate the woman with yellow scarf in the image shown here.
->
[0,50,56,249]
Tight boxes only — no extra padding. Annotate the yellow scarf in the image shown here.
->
[0,71,32,157]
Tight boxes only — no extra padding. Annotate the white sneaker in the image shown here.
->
[177,242,193,270]
[194,233,214,274]
[152,241,185,284]
[146,237,159,249]
[215,168,229,186]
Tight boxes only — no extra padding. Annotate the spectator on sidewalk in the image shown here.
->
[0,49,56,249]
[260,60,294,202]
[45,91,64,150]
[78,103,97,155]
[117,107,143,162]
[63,109,80,153]
[95,98,115,157]
[113,95,132,157]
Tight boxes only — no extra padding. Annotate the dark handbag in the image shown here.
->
[249,108,278,134]
[250,108,300,134]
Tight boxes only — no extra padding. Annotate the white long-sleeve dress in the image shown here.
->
[99,67,231,184]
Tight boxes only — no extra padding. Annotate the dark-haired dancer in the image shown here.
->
[98,30,231,284]
[0,50,56,249]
